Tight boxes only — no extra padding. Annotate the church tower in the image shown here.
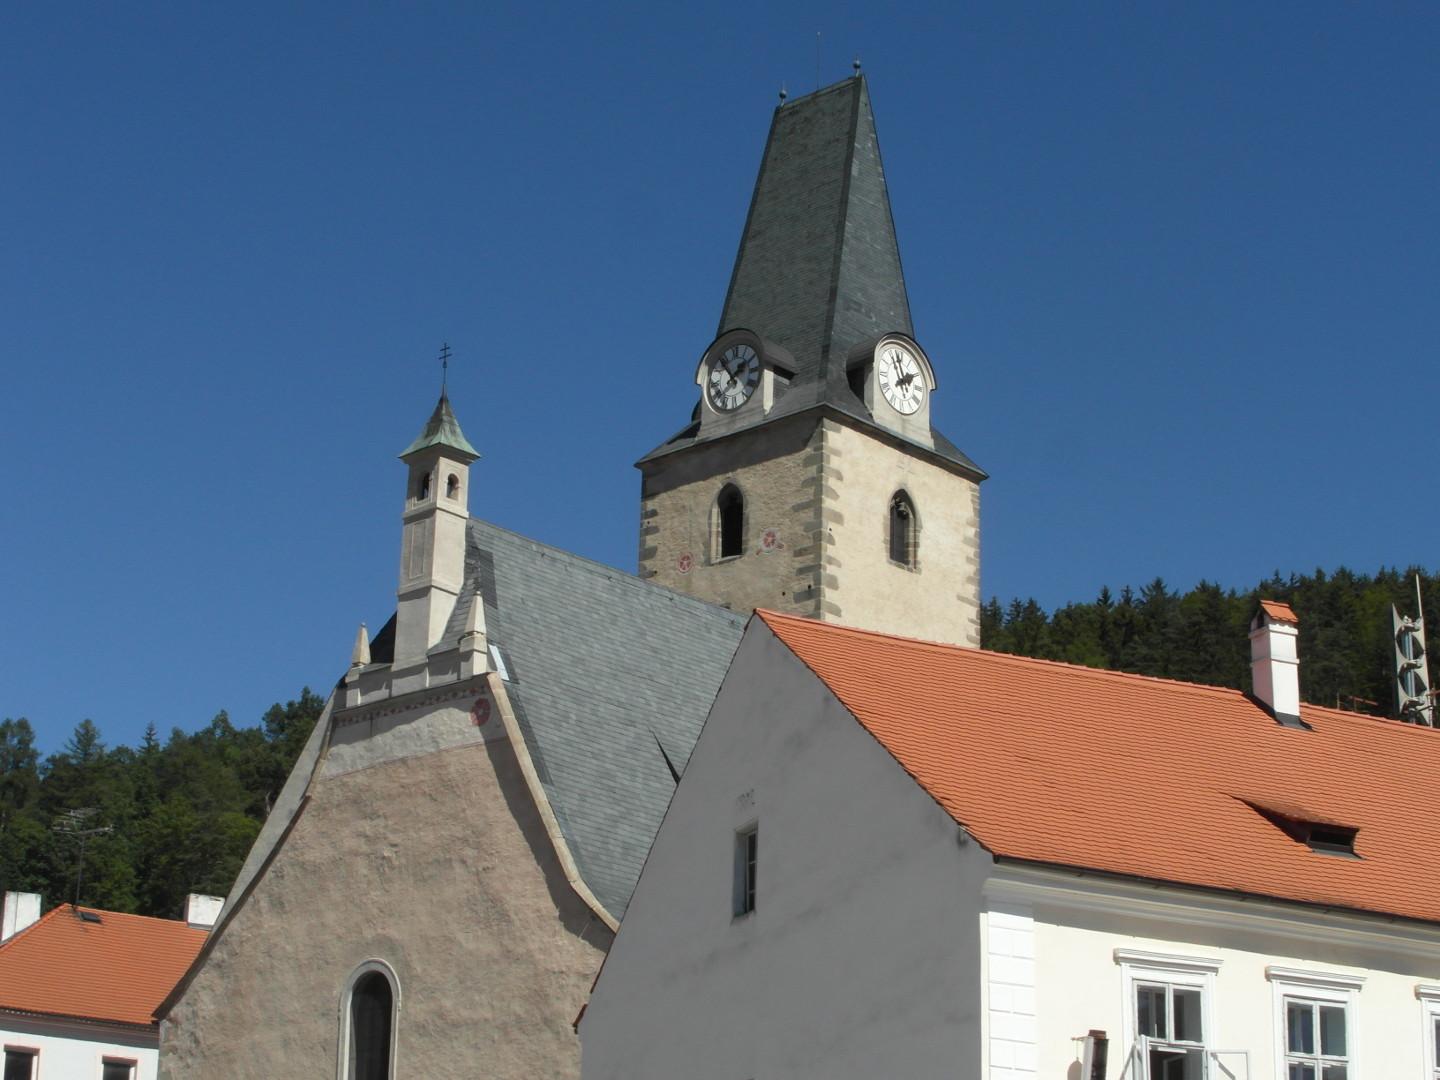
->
[637,74,986,646]
[391,390,480,690]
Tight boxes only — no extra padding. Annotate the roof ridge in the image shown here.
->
[758,609,1432,723]
[473,519,747,621]
[758,609,1245,698]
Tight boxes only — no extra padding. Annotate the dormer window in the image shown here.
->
[846,362,869,402]
[1303,824,1359,857]
[1241,798,1359,858]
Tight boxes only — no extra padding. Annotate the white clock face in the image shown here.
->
[877,344,925,415]
[708,344,761,412]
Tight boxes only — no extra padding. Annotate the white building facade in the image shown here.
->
[582,610,1440,1080]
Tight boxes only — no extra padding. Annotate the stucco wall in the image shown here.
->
[639,416,826,619]
[581,622,990,1079]
[160,722,611,1079]
[639,415,981,647]
[824,420,981,646]
[991,869,1440,1080]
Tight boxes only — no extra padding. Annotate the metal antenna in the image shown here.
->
[1392,574,1433,725]
[52,808,114,907]
[439,342,451,391]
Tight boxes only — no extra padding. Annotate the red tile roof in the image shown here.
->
[0,904,207,1028]
[759,609,1440,924]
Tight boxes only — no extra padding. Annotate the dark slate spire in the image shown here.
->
[400,391,480,462]
[719,75,911,400]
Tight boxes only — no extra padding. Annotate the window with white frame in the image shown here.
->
[2,1048,36,1080]
[1416,984,1440,1080]
[1267,966,1363,1080]
[1115,949,1221,1080]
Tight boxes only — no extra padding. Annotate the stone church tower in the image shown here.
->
[638,74,987,646]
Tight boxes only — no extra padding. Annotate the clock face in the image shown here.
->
[877,344,925,415]
[707,344,761,412]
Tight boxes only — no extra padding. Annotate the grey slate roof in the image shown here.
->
[442,519,747,919]
[638,76,985,480]
[720,75,911,395]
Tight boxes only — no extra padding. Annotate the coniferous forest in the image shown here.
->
[0,690,323,920]
[981,566,1436,714]
[0,566,1433,921]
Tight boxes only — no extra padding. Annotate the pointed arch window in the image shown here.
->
[715,484,745,561]
[889,491,918,569]
[341,962,398,1080]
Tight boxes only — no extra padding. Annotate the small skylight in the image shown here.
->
[1239,798,1361,859]
[77,909,103,923]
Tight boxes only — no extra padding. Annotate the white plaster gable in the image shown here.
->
[582,617,994,1080]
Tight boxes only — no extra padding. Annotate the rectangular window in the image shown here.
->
[1135,981,1205,1079]
[733,826,757,917]
[3,1050,36,1080]
[1267,967,1362,1080]
[102,1061,136,1080]
[1421,986,1440,1080]
[1116,950,1221,1080]
[1284,998,1348,1079]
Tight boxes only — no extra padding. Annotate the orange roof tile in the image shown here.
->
[758,610,1440,924]
[0,904,207,1028]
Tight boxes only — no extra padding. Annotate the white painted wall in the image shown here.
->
[581,621,993,1079]
[992,865,1440,1080]
[0,1015,157,1080]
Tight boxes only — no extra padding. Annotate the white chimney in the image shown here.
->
[2,892,41,942]
[1251,600,1303,726]
[184,893,224,930]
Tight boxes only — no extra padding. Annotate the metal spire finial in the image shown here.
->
[439,342,451,391]
[853,53,862,75]
[779,81,787,104]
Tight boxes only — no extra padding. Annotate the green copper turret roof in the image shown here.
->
[400,391,480,461]
[719,74,912,398]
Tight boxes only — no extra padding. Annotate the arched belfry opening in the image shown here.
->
[715,485,745,561]
[889,491,918,569]
[416,471,431,502]
[445,473,459,499]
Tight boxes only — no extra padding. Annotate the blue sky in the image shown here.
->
[4,2,1437,755]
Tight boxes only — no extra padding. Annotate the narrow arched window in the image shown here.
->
[889,491,918,568]
[345,967,396,1080]
[417,472,431,501]
[445,473,459,499]
[716,485,744,560]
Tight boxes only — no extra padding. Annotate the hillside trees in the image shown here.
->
[982,566,1434,715]
[0,689,323,919]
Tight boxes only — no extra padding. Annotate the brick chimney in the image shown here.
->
[1251,600,1303,727]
